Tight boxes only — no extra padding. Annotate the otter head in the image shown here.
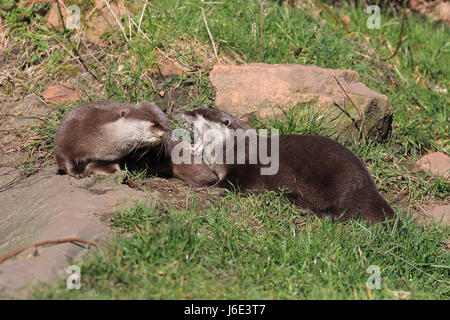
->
[182,108,247,157]
[102,108,168,158]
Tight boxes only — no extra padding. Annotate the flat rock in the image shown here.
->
[42,83,80,104]
[210,63,393,142]
[0,167,160,298]
[415,152,450,179]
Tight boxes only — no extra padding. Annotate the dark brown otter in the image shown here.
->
[54,101,168,178]
[183,108,396,225]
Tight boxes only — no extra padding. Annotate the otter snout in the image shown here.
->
[155,129,166,137]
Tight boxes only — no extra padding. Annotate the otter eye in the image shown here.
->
[120,110,128,118]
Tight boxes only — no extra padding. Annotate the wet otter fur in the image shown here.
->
[183,108,396,225]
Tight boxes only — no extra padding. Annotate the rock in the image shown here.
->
[410,0,450,26]
[210,63,393,142]
[154,54,187,77]
[415,152,450,179]
[428,205,449,226]
[0,16,4,35]
[0,17,4,52]
[46,0,131,45]
[85,0,130,45]
[0,167,160,298]
[340,14,351,25]
[42,83,80,104]
[45,2,67,31]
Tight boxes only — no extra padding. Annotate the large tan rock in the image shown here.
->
[210,63,393,142]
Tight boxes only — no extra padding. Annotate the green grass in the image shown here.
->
[3,0,448,299]
[33,196,448,299]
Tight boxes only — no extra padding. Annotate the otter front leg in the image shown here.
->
[63,159,89,179]
[84,161,121,177]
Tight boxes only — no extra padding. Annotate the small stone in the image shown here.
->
[428,205,449,226]
[154,54,186,77]
[0,16,4,36]
[42,83,80,104]
[410,0,450,26]
[415,152,450,179]
[45,2,67,31]
[340,14,351,25]
[85,0,131,45]
[46,1,131,45]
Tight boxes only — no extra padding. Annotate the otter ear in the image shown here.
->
[120,110,128,118]
[224,119,232,127]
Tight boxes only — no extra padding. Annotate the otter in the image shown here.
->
[54,101,168,179]
[183,108,396,225]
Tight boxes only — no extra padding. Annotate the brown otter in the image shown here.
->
[54,101,168,178]
[183,108,396,225]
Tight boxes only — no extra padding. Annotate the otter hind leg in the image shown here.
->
[84,161,120,176]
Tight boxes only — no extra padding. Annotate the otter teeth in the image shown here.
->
[191,136,203,153]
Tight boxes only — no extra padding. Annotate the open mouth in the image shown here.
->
[191,136,203,153]
[182,117,204,154]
